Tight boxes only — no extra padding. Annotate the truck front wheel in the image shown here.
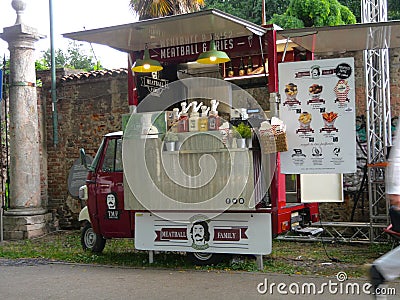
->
[81,223,106,253]
[187,252,223,266]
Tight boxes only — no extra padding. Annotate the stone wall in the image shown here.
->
[38,69,129,228]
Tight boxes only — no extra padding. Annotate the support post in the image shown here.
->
[256,255,264,271]
[0,1,49,239]
[149,250,154,264]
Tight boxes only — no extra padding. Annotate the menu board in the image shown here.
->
[278,58,356,174]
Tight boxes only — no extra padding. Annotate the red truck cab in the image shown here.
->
[79,132,132,252]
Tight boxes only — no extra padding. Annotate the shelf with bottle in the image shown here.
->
[224,72,268,81]
[224,55,268,81]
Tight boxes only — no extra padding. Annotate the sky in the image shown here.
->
[0,0,138,69]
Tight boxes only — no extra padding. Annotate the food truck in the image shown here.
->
[65,9,355,265]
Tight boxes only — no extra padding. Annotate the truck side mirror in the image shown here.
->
[80,148,88,169]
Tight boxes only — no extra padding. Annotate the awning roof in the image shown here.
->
[63,9,400,55]
[277,20,400,53]
[63,9,267,52]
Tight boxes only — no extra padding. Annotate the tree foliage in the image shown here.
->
[127,0,400,29]
[338,0,400,23]
[36,42,101,71]
[269,14,304,29]
[204,0,290,25]
[388,0,400,20]
[130,0,205,20]
[337,0,361,22]
[0,58,10,71]
[205,0,261,24]
[205,0,400,28]
[270,0,356,29]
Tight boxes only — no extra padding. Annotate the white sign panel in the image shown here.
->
[300,174,344,203]
[135,212,272,255]
[278,58,356,174]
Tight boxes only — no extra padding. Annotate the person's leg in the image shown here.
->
[389,207,400,232]
[371,244,400,284]
[370,264,385,291]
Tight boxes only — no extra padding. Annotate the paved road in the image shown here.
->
[0,259,399,299]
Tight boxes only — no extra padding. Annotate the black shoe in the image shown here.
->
[370,264,385,291]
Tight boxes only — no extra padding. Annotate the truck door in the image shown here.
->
[96,136,132,238]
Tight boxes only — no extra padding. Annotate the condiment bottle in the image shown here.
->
[199,105,209,132]
[238,57,245,76]
[227,61,234,77]
[208,100,220,131]
[189,111,200,132]
[178,113,189,132]
[208,110,220,131]
[188,101,202,132]
[170,108,180,133]
[246,56,253,75]
[166,111,174,131]
[178,102,191,132]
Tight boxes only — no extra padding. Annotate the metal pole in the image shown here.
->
[261,0,266,25]
[4,58,9,216]
[0,56,5,242]
[49,0,58,146]
[362,0,390,241]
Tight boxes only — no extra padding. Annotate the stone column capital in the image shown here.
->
[0,24,45,49]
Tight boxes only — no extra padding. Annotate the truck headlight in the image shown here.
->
[78,185,88,201]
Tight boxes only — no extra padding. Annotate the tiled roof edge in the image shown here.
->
[60,68,128,82]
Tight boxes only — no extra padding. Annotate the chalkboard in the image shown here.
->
[68,156,93,198]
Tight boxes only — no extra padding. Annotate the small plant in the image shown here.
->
[164,132,178,142]
[234,123,252,139]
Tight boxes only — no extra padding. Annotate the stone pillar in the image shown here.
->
[0,0,49,239]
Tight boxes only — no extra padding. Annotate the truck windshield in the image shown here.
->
[101,138,123,172]
[90,138,106,172]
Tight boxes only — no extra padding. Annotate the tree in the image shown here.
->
[389,0,400,20]
[269,0,356,29]
[269,14,304,29]
[205,0,400,27]
[129,0,205,20]
[337,0,361,22]
[35,49,66,71]
[0,58,10,71]
[36,42,101,71]
[128,0,400,27]
[204,0,290,25]
[338,0,400,23]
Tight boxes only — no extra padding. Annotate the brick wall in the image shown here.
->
[38,69,129,228]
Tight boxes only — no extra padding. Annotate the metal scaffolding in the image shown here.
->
[362,0,392,241]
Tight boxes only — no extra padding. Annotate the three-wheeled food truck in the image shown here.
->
[65,10,355,265]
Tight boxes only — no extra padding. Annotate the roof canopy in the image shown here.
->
[278,21,400,53]
[63,9,267,52]
[63,9,400,55]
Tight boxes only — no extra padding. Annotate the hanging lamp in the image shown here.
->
[132,45,163,73]
[196,35,230,64]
